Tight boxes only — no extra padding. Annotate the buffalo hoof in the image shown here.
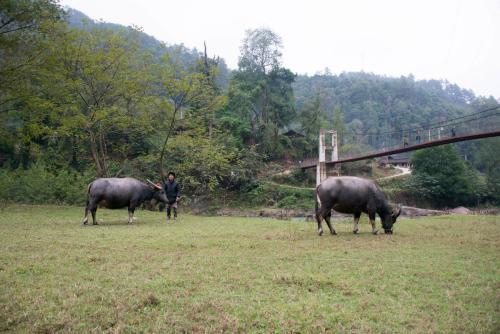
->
[372,230,379,235]
[353,229,359,234]
[318,229,324,236]
[384,230,393,234]
[331,230,337,235]
[92,222,98,226]
[83,221,88,225]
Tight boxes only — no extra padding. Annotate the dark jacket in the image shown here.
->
[163,180,180,203]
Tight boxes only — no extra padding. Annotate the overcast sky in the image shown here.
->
[61,0,500,98]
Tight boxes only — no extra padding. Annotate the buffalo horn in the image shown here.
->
[146,179,162,189]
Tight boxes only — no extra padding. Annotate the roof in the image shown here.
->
[379,153,410,164]
[279,124,305,137]
[281,129,305,138]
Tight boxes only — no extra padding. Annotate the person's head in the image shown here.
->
[168,172,175,181]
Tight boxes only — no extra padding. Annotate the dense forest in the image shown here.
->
[1,1,498,208]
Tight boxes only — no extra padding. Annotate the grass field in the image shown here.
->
[0,205,498,333]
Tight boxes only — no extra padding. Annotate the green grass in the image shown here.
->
[0,205,499,333]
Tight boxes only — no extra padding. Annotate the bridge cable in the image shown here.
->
[358,105,500,137]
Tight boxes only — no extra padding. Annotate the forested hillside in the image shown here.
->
[295,72,479,132]
[1,1,498,208]
[66,8,231,89]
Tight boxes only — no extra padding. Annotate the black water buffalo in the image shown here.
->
[83,177,168,225]
[315,176,401,236]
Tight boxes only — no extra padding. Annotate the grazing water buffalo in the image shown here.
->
[83,177,168,225]
[315,176,401,236]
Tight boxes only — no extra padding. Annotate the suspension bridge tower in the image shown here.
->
[317,130,339,186]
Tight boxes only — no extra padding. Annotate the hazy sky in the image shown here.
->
[61,0,500,98]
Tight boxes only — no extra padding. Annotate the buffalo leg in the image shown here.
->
[91,208,98,225]
[316,204,335,236]
[369,212,378,234]
[128,208,135,224]
[315,207,325,236]
[315,213,324,236]
[324,211,336,235]
[85,200,98,225]
[83,206,89,225]
[83,196,92,224]
[353,213,361,234]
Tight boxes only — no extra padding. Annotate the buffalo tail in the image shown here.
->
[315,185,321,214]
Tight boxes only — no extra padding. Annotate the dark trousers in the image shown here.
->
[166,201,177,218]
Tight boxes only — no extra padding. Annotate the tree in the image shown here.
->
[40,25,154,176]
[0,0,64,168]
[238,28,282,75]
[332,106,347,144]
[259,67,296,157]
[408,145,482,207]
[154,49,199,180]
[298,91,324,155]
[0,0,62,96]
[154,45,227,180]
[225,28,296,158]
[469,137,500,203]
[292,72,476,149]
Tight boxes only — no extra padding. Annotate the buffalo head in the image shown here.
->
[382,205,402,234]
[147,179,168,204]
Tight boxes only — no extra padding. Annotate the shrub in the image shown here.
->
[0,163,94,205]
[277,195,299,209]
[243,182,315,210]
[409,145,485,207]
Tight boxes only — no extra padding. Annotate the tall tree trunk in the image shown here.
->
[89,130,104,177]
[208,117,213,139]
[249,116,257,145]
[159,106,179,181]
[98,123,109,177]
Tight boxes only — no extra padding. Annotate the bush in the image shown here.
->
[242,181,315,210]
[408,145,485,207]
[0,163,94,205]
[270,168,315,187]
[277,195,299,209]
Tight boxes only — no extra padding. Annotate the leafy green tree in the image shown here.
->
[40,25,154,176]
[0,0,64,168]
[0,0,62,96]
[1,4,498,209]
[332,106,347,144]
[217,79,254,146]
[408,145,482,207]
[469,137,500,203]
[238,28,282,75]
[293,72,476,144]
[160,133,233,195]
[152,45,228,180]
[297,92,325,155]
[299,92,322,138]
[225,28,296,158]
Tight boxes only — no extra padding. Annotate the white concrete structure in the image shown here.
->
[316,130,338,186]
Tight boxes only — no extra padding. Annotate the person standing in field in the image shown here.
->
[163,172,180,221]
